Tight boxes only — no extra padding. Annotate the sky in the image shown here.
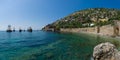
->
[0,0,120,30]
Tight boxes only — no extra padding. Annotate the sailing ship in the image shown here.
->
[27,27,33,32]
[6,25,12,32]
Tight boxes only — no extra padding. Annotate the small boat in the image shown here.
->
[6,30,12,32]
[13,27,15,32]
[19,28,22,32]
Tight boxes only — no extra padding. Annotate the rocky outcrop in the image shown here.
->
[93,42,120,60]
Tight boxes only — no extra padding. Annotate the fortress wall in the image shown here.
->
[60,25,114,36]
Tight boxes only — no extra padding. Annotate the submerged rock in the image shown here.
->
[93,42,120,60]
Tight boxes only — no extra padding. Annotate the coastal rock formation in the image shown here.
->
[93,42,120,60]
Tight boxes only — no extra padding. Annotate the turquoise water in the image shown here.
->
[0,31,119,60]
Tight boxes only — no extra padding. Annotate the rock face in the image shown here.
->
[93,42,120,60]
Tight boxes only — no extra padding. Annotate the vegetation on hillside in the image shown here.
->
[43,8,120,30]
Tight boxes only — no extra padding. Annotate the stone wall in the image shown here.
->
[60,21,120,36]
[60,25,114,36]
[117,21,120,34]
[60,27,96,33]
[60,28,81,33]
[99,25,113,36]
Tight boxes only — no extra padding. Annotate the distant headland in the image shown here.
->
[42,8,120,37]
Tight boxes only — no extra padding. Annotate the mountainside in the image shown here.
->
[43,8,120,31]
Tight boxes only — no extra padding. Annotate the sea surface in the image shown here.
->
[0,31,119,60]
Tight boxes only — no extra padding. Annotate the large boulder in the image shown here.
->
[93,42,120,60]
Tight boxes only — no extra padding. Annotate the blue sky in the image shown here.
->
[0,0,120,30]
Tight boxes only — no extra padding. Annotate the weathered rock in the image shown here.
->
[93,42,120,60]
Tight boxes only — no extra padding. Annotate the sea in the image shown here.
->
[0,31,119,60]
